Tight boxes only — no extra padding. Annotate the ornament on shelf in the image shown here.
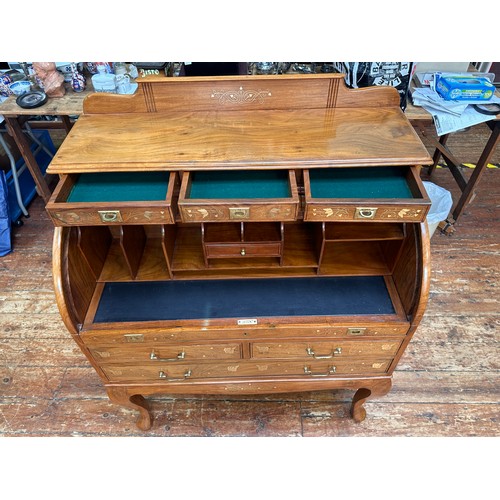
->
[70,63,86,92]
[32,62,65,98]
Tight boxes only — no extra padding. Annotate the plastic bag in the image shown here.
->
[423,181,453,223]
[0,170,12,256]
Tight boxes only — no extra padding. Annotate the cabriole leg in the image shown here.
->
[350,379,392,422]
[106,387,152,430]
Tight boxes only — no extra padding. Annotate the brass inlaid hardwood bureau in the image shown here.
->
[46,73,433,430]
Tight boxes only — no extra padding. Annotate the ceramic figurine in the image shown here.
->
[70,63,86,92]
[33,62,65,98]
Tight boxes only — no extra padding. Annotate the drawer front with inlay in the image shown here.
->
[251,340,402,360]
[47,172,178,226]
[303,166,430,223]
[101,358,393,382]
[82,323,409,345]
[205,242,282,258]
[178,170,299,223]
[88,343,243,364]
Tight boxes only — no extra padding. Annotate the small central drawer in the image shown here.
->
[46,171,178,226]
[304,166,430,222]
[205,242,282,258]
[178,170,299,222]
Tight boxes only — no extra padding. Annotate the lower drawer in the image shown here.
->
[101,359,392,382]
[89,343,242,364]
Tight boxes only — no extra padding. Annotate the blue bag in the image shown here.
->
[0,170,12,256]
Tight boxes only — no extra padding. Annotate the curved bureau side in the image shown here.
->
[52,226,80,337]
[388,221,431,373]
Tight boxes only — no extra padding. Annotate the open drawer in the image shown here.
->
[304,166,430,222]
[178,170,299,222]
[46,171,178,226]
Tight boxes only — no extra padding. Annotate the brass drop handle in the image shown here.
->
[150,350,186,362]
[306,347,342,359]
[303,366,336,377]
[159,369,192,381]
[240,248,246,256]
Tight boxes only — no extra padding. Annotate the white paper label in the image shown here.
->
[237,319,258,325]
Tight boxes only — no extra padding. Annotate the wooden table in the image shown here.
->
[405,97,500,232]
[0,82,93,203]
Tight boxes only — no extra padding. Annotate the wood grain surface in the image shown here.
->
[1,127,498,435]
[47,108,432,173]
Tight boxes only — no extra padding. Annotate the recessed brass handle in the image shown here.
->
[303,366,336,377]
[347,327,366,336]
[150,350,186,362]
[98,210,122,223]
[159,369,192,381]
[229,207,250,220]
[355,207,377,219]
[306,347,342,359]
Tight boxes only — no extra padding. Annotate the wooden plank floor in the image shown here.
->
[0,124,498,437]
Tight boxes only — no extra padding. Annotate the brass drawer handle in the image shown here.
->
[150,350,186,362]
[159,369,192,381]
[355,207,377,219]
[98,210,122,223]
[347,328,366,336]
[306,347,342,359]
[240,248,246,256]
[303,366,336,377]
[229,207,250,220]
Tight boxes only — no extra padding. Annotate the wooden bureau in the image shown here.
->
[46,73,433,430]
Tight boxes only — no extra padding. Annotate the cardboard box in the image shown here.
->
[435,74,495,101]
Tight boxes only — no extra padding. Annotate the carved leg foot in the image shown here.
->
[350,379,392,423]
[107,387,153,430]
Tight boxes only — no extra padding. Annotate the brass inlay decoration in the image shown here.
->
[55,212,80,223]
[379,208,423,219]
[312,207,350,218]
[211,86,272,104]
[124,334,144,342]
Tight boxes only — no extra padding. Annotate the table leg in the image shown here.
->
[429,133,449,176]
[4,116,52,204]
[451,120,500,223]
[61,115,74,133]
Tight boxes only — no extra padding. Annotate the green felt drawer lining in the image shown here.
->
[188,171,291,199]
[309,167,414,199]
[67,172,170,202]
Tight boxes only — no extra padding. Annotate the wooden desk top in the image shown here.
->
[45,74,432,174]
[48,106,432,173]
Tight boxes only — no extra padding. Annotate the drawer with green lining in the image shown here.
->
[303,166,430,222]
[178,170,299,223]
[46,171,179,226]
